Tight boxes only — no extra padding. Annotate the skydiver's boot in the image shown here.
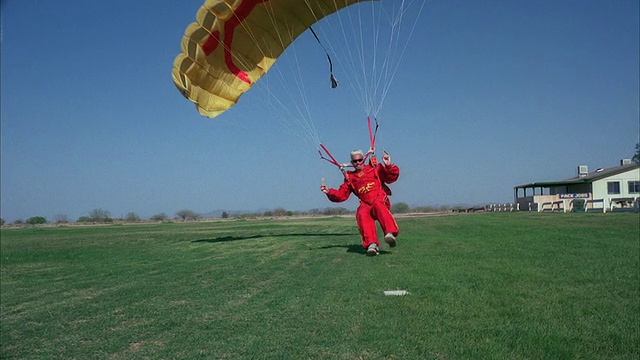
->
[384,233,397,247]
[366,243,379,256]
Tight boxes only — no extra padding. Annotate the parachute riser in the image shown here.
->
[319,144,344,168]
[362,116,379,164]
[319,116,380,177]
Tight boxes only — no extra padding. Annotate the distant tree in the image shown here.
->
[124,212,141,222]
[413,206,436,213]
[221,211,229,219]
[0,218,5,226]
[323,207,351,215]
[391,202,410,214]
[235,212,259,219]
[54,214,69,223]
[633,143,640,164]
[77,216,92,223]
[272,208,288,217]
[13,219,24,225]
[89,208,111,222]
[150,213,168,222]
[176,209,199,221]
[26,216,47,225]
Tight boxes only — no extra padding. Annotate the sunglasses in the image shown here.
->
[351,158,364,164]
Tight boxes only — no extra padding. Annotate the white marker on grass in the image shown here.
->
[384,290,409,296]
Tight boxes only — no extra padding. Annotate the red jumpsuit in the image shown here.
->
[325,163,400,249]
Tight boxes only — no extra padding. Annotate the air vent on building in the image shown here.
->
[577,165,588,177]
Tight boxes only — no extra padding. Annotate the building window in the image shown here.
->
[629,181,640,194]
[607,181,620,194]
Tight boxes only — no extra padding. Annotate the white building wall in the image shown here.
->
[592,168,640,207]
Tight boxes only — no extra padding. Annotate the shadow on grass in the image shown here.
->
[314,244,393,256]
[192,233,355,244]
[193,233,391,255]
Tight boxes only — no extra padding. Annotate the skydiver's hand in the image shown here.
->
[320,184,329,194]
[383,153,391,166]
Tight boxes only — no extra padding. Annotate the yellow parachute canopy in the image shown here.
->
[172,0,371,118]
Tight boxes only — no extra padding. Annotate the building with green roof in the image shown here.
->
[514,160,639,212]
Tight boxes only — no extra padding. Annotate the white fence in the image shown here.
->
[487,203,516,212]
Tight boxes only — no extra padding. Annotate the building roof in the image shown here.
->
[514,163,640,189]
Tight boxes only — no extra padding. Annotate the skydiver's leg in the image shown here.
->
[371,198,399,237]
[356,203,378,249]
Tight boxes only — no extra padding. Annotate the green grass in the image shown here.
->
[1,213,638,359]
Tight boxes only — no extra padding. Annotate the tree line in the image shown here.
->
[0,202,480,227]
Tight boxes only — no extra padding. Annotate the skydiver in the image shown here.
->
[320,150,400,256]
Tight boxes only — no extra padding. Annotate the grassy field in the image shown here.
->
[1,212,638,359]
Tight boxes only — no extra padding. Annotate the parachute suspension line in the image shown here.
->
[308,0,381,124]
[374,0,426,116]
[367,3,383,116]
[341,1,378,116]
[369,2,398,117]
[256,72,321,146]
[352,2,371,112]
[308,1,368,113]
[305,0,381,143]
[233,0,321,146]
[274,0,424,128]
[368,6,377,114]
[320,0,422,119]
[368,1,394,116]
[298,1,368,116]
[313,0,384,117]
[336,2,368,112]
[373,1,401,117]
[356,3,375,115]
[287,43,322,143]
[269,2,331,146]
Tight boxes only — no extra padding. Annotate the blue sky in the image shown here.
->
[1,0,638,222]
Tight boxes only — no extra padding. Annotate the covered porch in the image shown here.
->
[513,181,604,212]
